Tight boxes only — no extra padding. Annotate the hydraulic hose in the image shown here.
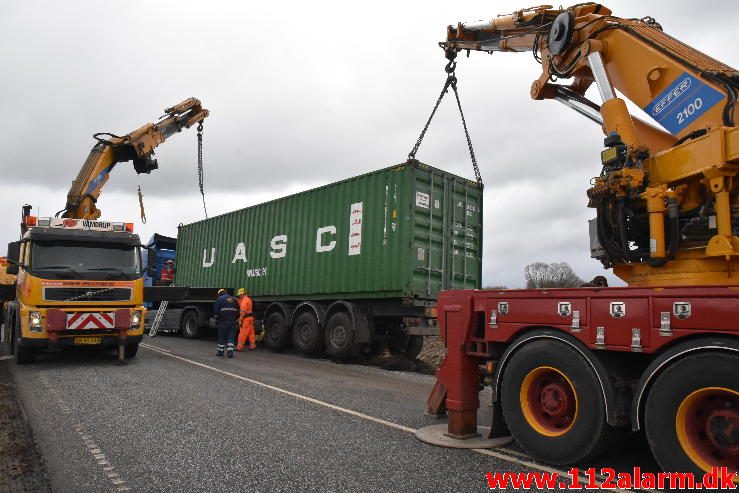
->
[647,199,680,268]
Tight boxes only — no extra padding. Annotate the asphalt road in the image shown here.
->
[9,335,661,492]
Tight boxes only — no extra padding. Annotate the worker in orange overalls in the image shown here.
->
[236,287,256,351]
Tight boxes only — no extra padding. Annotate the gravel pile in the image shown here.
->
[417,336,446,369]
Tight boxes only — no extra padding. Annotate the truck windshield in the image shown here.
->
[30,241,141,280]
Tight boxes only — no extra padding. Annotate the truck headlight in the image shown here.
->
[30,311,43,332]
[131,310,142,327]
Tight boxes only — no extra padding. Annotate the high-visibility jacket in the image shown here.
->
[237,294,256,350]
[214,294,239,325]
[160,266,174,283]
[239,295,253,322]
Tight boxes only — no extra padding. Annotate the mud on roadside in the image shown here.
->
[0,354,52,493]
[360,336,446,374]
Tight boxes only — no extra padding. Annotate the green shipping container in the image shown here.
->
[175,161,482,302]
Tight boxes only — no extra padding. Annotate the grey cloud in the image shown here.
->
[0,0,736,289]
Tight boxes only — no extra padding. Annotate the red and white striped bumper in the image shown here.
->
[66,312,115,330]
[45,309,132,332]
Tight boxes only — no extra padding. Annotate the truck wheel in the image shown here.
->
[500,340,614,465]
[15,344,34,364]
[124,343,139,359]
[10,311,33,364]
[325,312,357,360]
[406,335,424,360]
[389,332,424,360]
[264,312,291,351]
[180,310,200,339]
[644,352,739,476]
[13,321,33,364]
[292,312,324,356]
[3,310,13,355]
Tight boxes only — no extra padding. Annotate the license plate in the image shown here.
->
[74,337,102,345]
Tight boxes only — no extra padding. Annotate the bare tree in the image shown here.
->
[524,262,584,288]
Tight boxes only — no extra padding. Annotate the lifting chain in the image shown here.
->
[197,120,208,218]
[137,177,147,224]
[407,50,483,188]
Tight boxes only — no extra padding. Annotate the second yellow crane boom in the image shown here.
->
[61,97,209,220]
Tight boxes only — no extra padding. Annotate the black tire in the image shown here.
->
[14,317,33,364]
[15,344,34,364]
[500,340,615,465]
[264,312,291,351]
[292,312,324,356]
[405,335,424,360]
[367,339,388,356]
[324,312,357,360]
[3,308,13,355]
[9,310,33,364]
[124,343,139,359]
[180,310,200,339]
[0,306,6,351]
[644,352,739,476]
[388,331,424,360]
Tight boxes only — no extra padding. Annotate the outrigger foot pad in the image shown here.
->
[414,424,512,449]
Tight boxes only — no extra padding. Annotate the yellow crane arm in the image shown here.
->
[442,3,739,286]
[443,3,737,154]
[62,97,209,220]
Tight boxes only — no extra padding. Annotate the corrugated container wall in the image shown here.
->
[175,162,482,302]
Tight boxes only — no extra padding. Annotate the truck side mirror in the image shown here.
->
[6,242,20,275]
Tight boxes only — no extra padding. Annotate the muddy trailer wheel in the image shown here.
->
[388,329,424,360]
[180,310,200,339]
[292,311,323,356]
[405,335,424,360]
[325,312,357,360]
[644,352,739,477]
[264,312,291,351]
[500,340,615,465]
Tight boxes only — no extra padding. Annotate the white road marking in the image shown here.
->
[141,344,415,433]
[37,374,130,491]
[495,447,531,458]
[142,343,644,492]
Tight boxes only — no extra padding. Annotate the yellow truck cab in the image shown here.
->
[2,216,150,363]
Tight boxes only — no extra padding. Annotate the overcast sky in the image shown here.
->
[1,1,736,288]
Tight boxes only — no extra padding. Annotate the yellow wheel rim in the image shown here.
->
[520,366,578,437]
[675,387,739,476]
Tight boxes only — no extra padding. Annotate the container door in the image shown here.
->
[409,166,482,298]
[410,168,447,297]
[445,177,482,290]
